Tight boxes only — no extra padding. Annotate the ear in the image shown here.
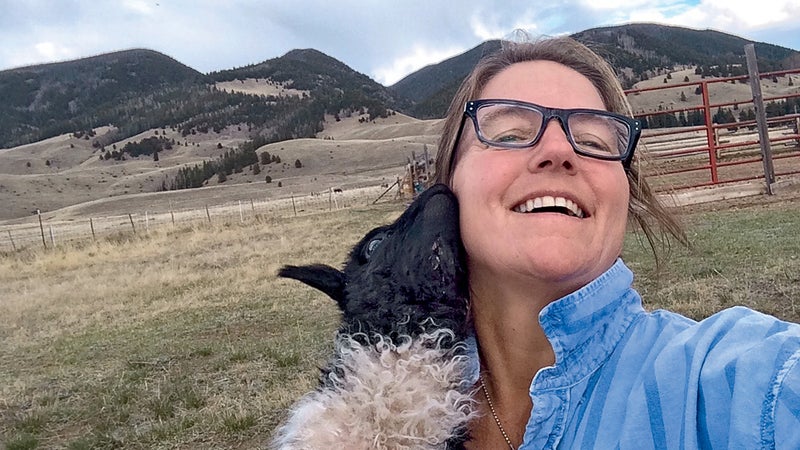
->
[277,264,346,309]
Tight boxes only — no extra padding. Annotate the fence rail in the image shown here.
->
[0,185,397,252]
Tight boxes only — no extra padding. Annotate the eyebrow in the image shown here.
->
[478,104,539,123]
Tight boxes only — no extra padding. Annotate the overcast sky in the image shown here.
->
[1,0,798,86]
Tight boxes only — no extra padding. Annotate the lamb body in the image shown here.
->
[273,184,476,450]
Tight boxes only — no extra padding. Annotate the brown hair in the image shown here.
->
[433,37,687,264]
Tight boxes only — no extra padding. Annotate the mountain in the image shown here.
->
[389,24,800,118]
[0,48,404,150]
[572,23,799,87]
[0,49,207,148]
[210,48,409,125]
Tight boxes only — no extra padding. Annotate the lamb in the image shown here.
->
[272,183,477,450]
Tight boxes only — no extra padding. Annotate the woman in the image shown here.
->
[434,37,800,449]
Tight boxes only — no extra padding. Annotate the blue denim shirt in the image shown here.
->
[469,259,800,449]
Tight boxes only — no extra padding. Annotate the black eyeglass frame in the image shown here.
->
[450,99,641,172]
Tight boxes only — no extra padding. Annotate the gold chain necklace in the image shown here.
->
[479,374,517,450]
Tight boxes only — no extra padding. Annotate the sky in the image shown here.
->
[1,0,798,86]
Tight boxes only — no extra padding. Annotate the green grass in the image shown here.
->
[1,195,799,448]
[625,204,800,321]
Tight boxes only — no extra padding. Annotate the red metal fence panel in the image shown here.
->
[624,67,800,192]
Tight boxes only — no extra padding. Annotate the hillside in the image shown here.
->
[0,111,440,221]
[573,23,799,88]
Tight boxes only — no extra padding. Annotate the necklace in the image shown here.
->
[479,374,517,450]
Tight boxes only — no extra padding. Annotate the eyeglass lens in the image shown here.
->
[474,103,630,158]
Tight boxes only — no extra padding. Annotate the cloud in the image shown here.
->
[372,45,467,86]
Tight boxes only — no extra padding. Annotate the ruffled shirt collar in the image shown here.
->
[465,258,645,389]
[533,258,644,390]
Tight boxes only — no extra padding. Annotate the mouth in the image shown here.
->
[512,195,586,218]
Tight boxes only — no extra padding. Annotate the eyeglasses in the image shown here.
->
[452,99,641,169]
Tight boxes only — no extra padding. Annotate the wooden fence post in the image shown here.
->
[205,205,211,223]
[745,43,776,194]
[7,230,16,252]
[239,200,244,223]
[38,210,47,249]
[129,213,136,234]
[373,179,400,204]
[291,194,297,216]
[49,226,55,247]
[90,218,96,240]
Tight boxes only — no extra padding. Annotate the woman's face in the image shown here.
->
[451,60,630,296]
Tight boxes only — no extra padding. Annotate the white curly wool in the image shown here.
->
[272,329,478,450]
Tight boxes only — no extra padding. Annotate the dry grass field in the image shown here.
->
[1,187,800,449]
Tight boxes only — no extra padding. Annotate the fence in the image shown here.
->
[0,184,401,252]
[625,45,800,193]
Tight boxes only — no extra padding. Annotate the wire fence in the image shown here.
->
[0,184,400,252]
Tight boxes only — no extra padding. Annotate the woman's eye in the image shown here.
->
[574,134,614,153]
[495,133,526,143]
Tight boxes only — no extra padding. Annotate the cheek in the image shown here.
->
[451,148,515,198]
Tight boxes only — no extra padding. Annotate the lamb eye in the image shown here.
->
[364,238,383,258]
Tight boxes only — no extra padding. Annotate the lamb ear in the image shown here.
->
[277,264,346,309]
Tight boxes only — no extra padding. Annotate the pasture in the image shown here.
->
[1,191,800,449]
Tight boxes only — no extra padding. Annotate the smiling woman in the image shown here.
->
[433,37,800,449]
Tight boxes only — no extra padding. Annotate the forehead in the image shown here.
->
[479,60,607,111]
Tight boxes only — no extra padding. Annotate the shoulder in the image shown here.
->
[654,306,800,384]
[676,307,800,447]
[681,306,800,356]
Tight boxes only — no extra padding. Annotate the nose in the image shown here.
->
[527,119,577,173]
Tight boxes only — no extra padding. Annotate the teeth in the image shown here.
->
[514,195,585,218]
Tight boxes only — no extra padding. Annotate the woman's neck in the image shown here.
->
[467,273,557,448]
[470,282,556,392]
